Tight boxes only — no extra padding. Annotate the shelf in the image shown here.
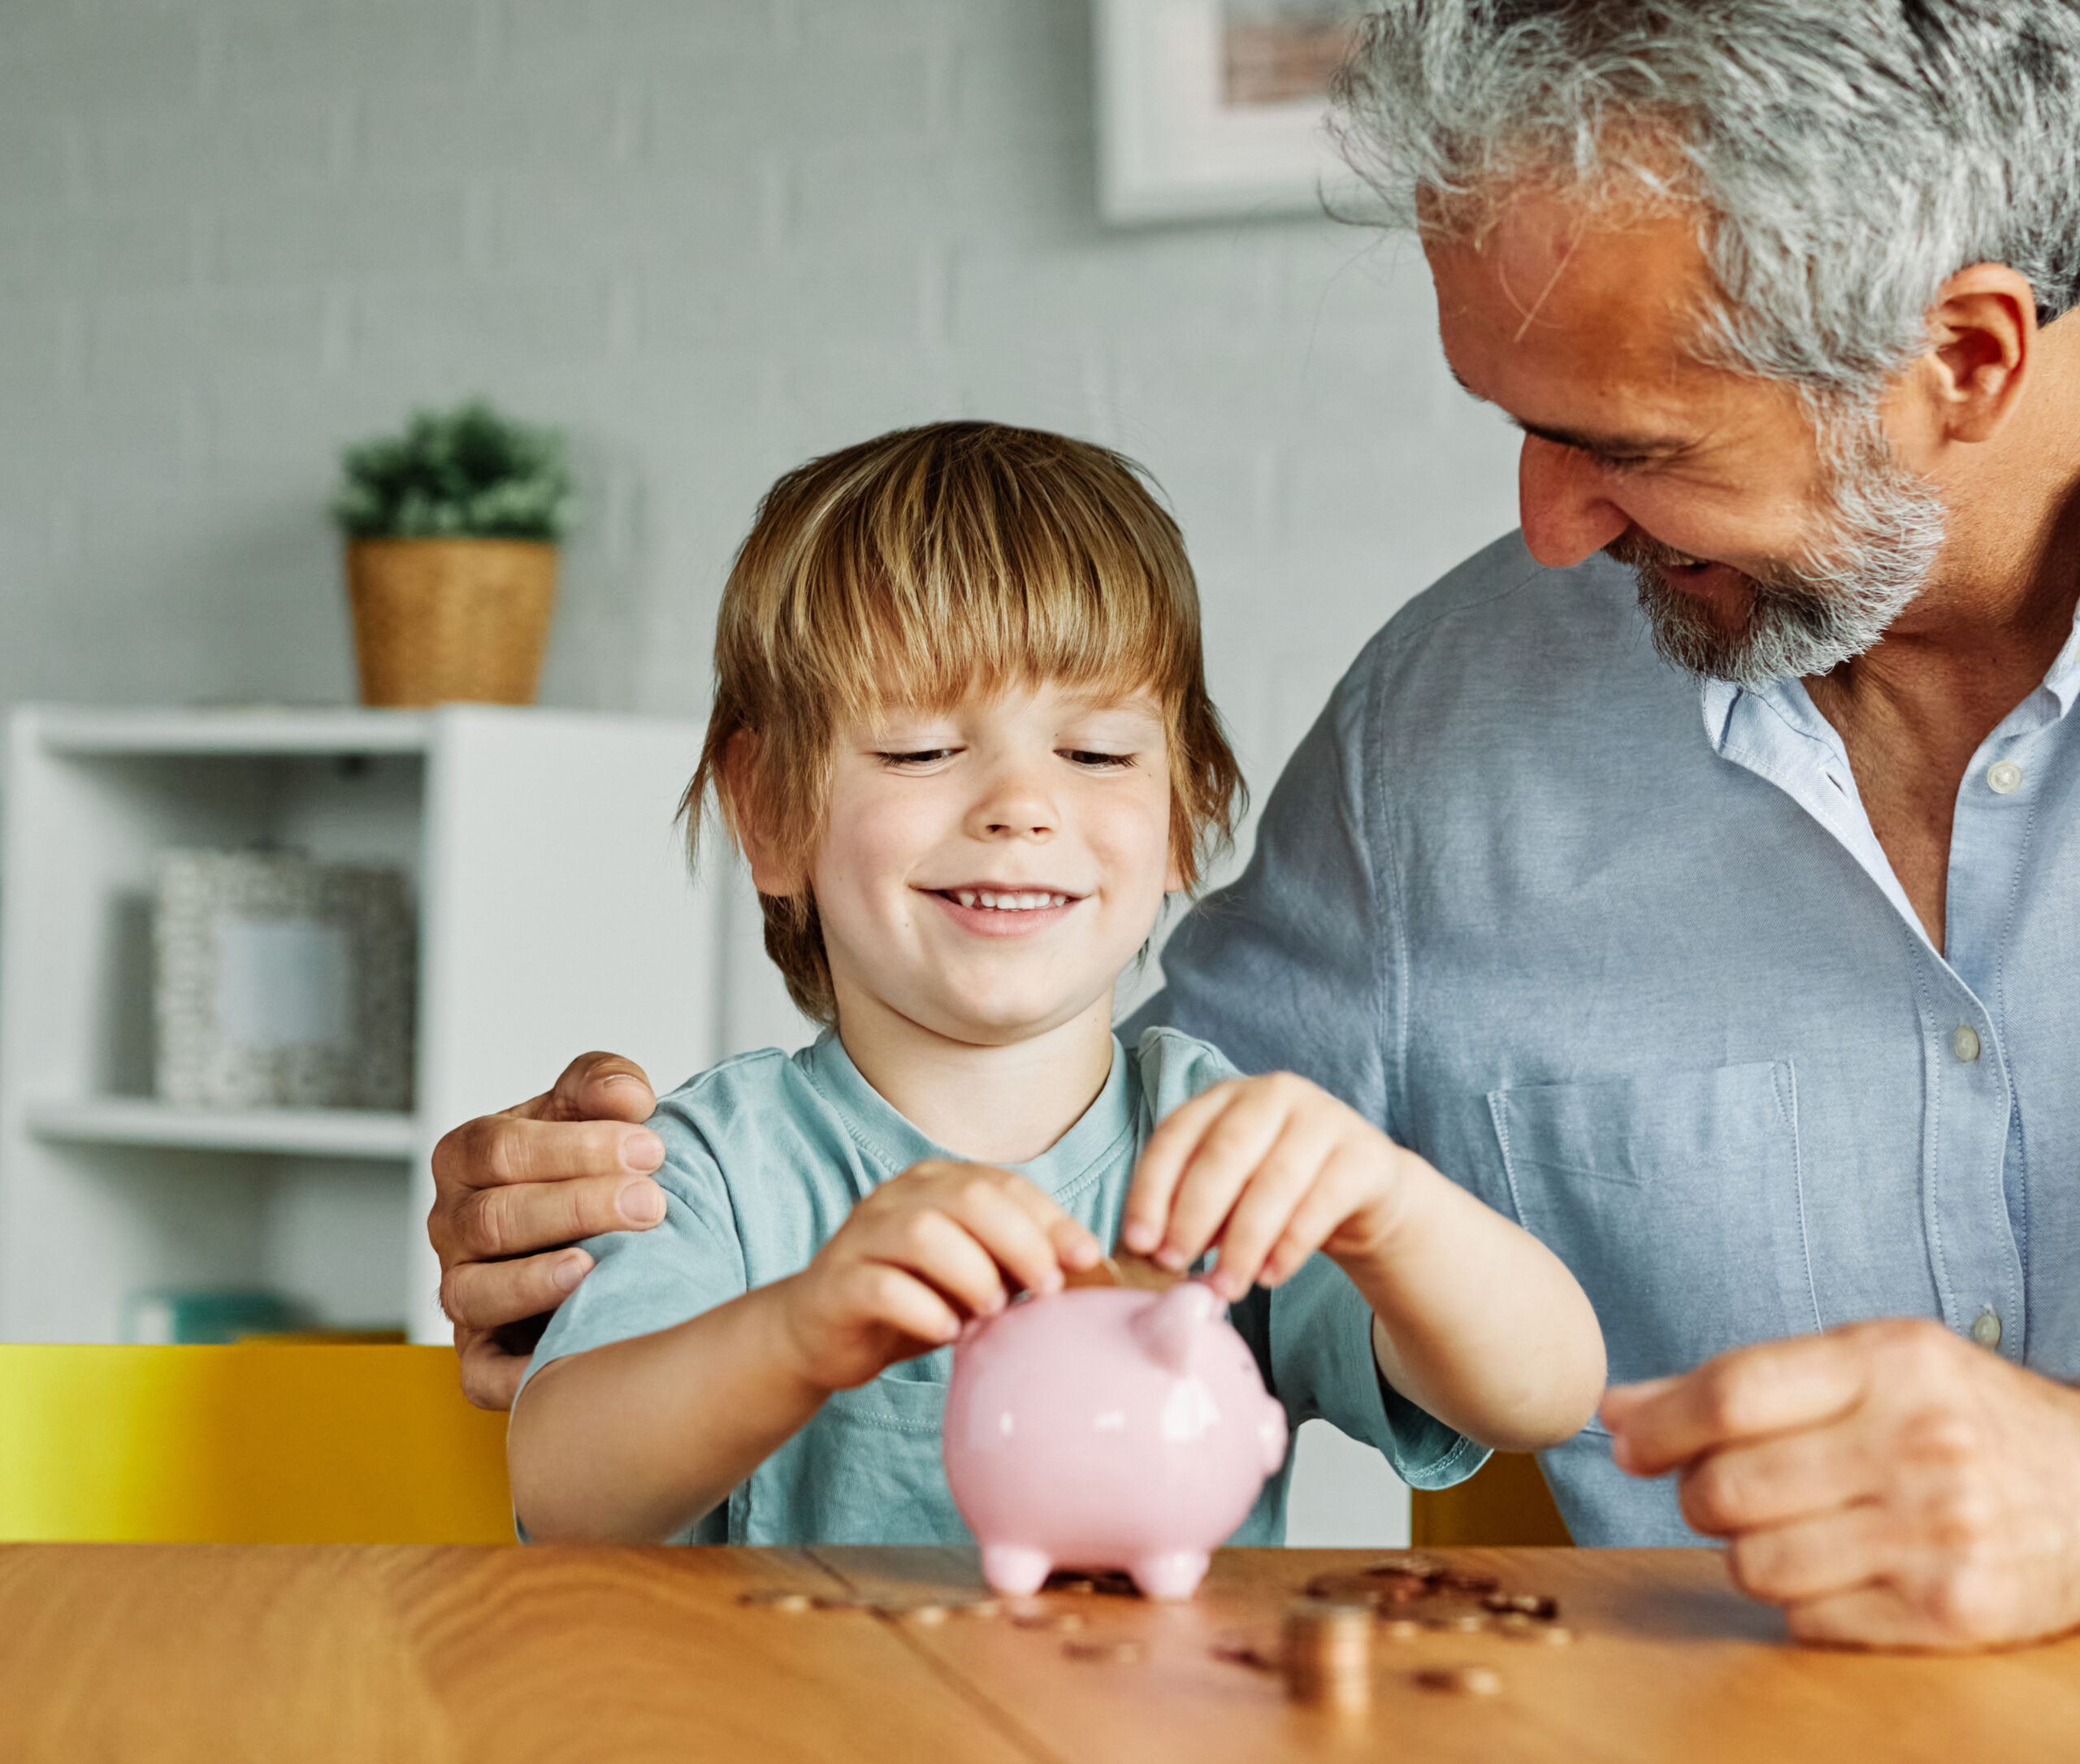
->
[31,706,436,757]
[27,1099,418,1159]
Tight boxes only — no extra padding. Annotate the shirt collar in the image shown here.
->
[1701,592,2080,754]
[800,1029,1132,1200]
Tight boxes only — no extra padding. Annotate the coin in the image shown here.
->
[1484,1590,1559,1619]
[1011,1610,1086,1632]
[1211,1636,1282,1672]
[1042,1568,1139,1597]
[737,1589,814,1613]
[1361,1552,1447,1578]
[1281,1598,1373,1711]
[1415,1664,1502,1697]
[1110,1250,1185,1292]
[1064,1639,1146,1664]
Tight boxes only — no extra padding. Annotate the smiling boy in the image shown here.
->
[506,422,1602,1547]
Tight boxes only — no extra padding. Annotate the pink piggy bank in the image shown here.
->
[942,1281,1289,1600]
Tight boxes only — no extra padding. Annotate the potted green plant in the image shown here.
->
[332,401,574,707]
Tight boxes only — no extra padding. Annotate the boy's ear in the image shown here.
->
[722,731,804,896]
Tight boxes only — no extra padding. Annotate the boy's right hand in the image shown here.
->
[774,1161,1102,1393]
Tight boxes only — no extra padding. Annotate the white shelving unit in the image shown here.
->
[0,704,718,1346]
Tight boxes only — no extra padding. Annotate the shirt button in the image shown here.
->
[1988,760,2024,794]
[1952,1025,1982,1063]
[1970,1307,2002,1349]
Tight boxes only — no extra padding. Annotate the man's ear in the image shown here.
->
[1918,263,2037,444]
[722,731,803,897]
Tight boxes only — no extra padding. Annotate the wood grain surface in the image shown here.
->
[3,1544,2077,1763]
[812,1545,2080,1764]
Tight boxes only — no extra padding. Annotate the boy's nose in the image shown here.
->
[968,772,1058,840]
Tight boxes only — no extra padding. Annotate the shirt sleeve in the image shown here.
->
[1231,1263,1488,1492]
[1125,649,1406,1140]
[516,1096,751,1403]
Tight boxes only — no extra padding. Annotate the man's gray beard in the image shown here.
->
[1610,424,1947,688]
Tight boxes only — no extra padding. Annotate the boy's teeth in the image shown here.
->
[951,890,1069,911]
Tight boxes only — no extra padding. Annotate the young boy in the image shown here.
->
[509,421,1604,1545]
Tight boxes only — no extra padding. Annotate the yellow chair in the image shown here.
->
[1410,1450,1573,1547]
[0,1344,514,1544]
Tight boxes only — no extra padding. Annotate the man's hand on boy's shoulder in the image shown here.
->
[429,1051,667,1409]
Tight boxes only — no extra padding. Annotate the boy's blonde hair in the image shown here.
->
[686,420,1245,1025]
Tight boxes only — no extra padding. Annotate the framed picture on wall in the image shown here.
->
[1096,0,1368,223]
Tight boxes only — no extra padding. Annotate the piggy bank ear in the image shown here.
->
[1135,1281,1222,1374]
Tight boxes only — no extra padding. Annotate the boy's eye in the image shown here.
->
[876,748,957,767]
[1060,748,1134,769]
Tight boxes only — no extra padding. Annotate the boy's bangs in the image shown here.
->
[791,491,1192,727]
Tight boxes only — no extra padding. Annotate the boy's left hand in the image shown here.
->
[1120,1073,1406,1302]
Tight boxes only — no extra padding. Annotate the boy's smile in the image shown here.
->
[926,886,1080,937]
[796,682,1179,1051]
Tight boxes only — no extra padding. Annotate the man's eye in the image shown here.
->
[1061,749,1133,769]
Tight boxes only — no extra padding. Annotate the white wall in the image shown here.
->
[3,0,1524,1536]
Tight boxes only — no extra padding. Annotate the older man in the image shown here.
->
[428,2,2080,1647]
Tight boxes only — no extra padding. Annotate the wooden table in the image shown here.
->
[4,1544,2077,1762]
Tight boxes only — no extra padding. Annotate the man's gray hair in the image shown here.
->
[1332,1,2080,399]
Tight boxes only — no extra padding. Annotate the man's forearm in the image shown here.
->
[1341,1153,1606,1451]
[508,1279,828,1543]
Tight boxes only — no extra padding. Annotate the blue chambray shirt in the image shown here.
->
[1134,531,2079,1546]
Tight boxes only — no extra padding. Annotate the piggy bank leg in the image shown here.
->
[1129,1550,1210,1601]
[979,1544,1052,1596]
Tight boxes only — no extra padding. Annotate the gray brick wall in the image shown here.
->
[1,0,1517,783]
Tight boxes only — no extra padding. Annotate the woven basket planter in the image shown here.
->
[345,538,557,708]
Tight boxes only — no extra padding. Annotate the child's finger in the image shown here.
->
[864,1206,1015,1318]
[1153,1083,1296,1269]
[1120,1081,1246,1254]
[850,1261,965,1348]
[989,1172,1103,1271]
[1204,1115,1341,1299]
[930,1171,1081,1300]
[1259,1142,1382,1286]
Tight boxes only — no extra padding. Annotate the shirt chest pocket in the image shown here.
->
[734,1363,967,1546]
[1488,1061,1820,1385]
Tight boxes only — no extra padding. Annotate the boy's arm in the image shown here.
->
[1346,1151,1602,1450]
[509,1159,1102,1543]
[510,1278,826,1544]
[1124,1073,1605,1452]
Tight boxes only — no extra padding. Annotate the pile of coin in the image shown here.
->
[1297,1554,1566,1638]
[1415,1664,1502,1697]
[1280,1598,1375,1711]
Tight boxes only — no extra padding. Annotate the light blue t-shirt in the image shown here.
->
[519,1025,1481,1545]
[1135,530,2080,1546]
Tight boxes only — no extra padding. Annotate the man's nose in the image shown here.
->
[1517,434,1630,568]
